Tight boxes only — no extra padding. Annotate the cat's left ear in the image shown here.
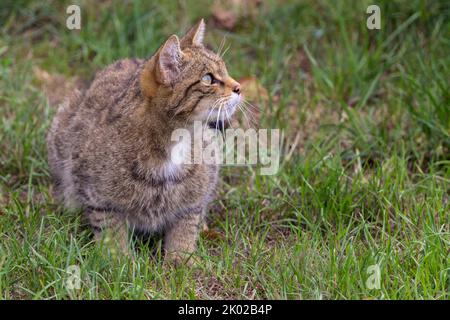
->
[157,35,184,86]
[140,35,183,95]
[181,19,205,47]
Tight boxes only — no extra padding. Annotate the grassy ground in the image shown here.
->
[0,0,448,299]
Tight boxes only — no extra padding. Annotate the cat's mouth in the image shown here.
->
[208,94,239,120]
[202,93,240,131]
[208,120,225,132]
[206,103,235,132]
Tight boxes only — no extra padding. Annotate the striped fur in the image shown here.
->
[46,20,241,264]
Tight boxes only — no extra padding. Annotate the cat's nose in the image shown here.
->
[227,77,241,95]
[232,84,241,95]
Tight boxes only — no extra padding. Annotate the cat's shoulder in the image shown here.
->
[90,58,144,86]
[83,58,144,106]
[100,58,145,77]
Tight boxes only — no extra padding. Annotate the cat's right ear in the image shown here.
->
[180,19,205,48]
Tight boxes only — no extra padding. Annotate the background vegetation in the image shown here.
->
[0,0,448,299]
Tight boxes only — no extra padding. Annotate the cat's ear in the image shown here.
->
[157,35,184,86]
[181,19,205,47]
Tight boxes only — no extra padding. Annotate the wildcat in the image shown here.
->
[46,20,241,263]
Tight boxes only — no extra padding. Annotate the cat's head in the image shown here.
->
[140,19,241,125]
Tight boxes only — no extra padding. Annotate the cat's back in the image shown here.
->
[46,58,145,207]
[85,58,144,108]
[50,58,144,141]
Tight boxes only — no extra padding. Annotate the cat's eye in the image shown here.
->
[201,74,213,84]
[201,73,214,85]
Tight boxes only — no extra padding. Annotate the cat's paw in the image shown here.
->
[164,251,199,268]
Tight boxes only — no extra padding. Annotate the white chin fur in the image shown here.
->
[208,93,240,121]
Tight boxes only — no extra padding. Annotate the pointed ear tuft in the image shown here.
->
[181,19,206,47]
[157,35,183,86]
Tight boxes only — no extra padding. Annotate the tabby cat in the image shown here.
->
[47,20,241,263]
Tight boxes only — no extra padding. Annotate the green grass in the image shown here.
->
[0,0,448,299]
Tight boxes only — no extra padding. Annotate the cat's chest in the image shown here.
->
[127,163,218,233]
[130,158,218,208]
[125,128,219,221]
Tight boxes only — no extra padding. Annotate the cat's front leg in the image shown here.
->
[164,209,203,265]
[86,208,131,258]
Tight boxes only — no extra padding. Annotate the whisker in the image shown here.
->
[241,100,259,126]
[220,44,231,58]
[215,105,223,132]
[240,100,259,126]
[224,107,234,129]
[204,97,227,131]
[217,35,227,57]
[237,102,252,128]
[203,109,214,131]
[239,102,255,115]
[203,98,224,131]
[242,99,259,112]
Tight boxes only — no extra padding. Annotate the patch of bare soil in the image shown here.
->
[194,271,231,299]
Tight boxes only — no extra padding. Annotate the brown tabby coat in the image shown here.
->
[47,20,241,263]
